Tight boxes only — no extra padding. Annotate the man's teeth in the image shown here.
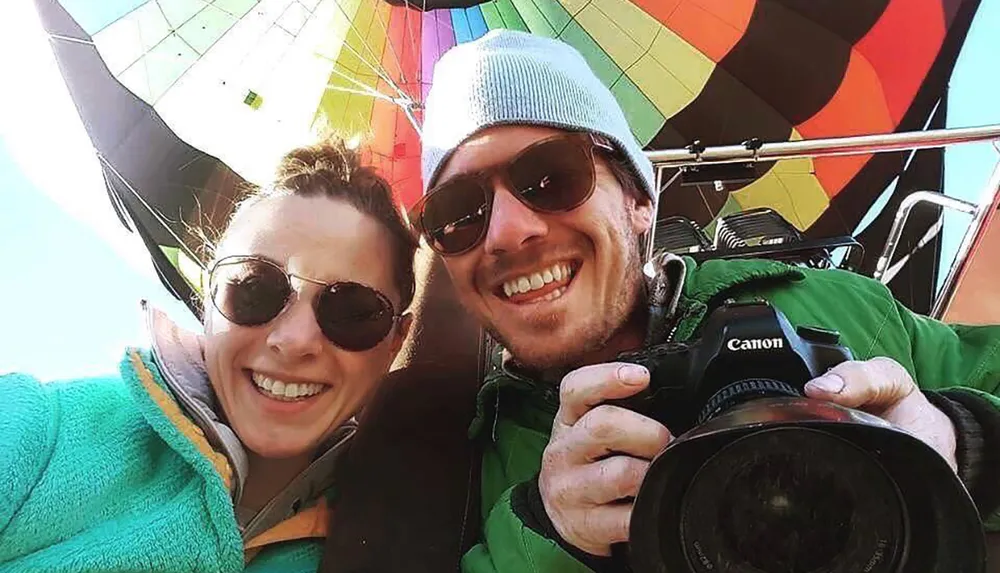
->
[251,373,325,400]
[502,263,573,297]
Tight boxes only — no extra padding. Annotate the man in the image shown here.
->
[411,30,1000,572]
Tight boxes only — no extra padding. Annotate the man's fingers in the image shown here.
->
[579,504,634,552]
[543,455,648,509]
[546,404,671,466]
[579,456,649,505]
[804,357,916,409]
[555,362,649,427]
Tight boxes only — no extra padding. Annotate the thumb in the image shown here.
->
[804,357,916,410]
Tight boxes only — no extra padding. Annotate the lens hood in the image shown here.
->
[627,398,985,573]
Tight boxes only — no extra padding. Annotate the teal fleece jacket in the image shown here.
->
[0,307,350,572]
[1,353,244,572]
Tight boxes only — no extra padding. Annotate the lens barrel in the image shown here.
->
[627,398,985,573]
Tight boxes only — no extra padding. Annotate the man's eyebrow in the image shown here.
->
[436,167,490,187]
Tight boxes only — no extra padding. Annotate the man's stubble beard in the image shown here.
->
[491,231,649,372]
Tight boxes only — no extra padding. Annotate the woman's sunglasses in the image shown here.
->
[207,255,400,352]
[409,132,616,255]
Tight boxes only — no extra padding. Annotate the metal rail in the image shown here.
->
[872,191,977,283]
[645,124,1000,167]
[642,124,1000,319]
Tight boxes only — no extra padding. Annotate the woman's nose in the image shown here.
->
[266,298,325,359]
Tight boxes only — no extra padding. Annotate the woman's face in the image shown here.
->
[203,194,410,460]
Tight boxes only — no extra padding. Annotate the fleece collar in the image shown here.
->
[139,301,355,541]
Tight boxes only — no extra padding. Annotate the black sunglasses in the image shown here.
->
[409,132,615,255]
[207,255,400,352]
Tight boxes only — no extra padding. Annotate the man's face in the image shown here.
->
[435,125,654,370]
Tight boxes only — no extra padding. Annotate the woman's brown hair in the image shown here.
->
[219,137,417,310]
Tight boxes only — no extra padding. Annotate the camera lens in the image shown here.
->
[716,452,855,571]
[675,427,905,573]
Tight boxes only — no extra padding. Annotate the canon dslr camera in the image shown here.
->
[615,300,984,573]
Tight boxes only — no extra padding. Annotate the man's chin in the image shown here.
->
[492,328,600,372]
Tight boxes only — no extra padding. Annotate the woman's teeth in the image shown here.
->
[251,373,325,401]
[502,262,573,298]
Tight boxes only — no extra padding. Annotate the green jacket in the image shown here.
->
[462,257,1000,573]
[0,305,353,572]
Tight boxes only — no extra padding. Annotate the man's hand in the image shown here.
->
[804,356,958,472]
[539,363,672,557]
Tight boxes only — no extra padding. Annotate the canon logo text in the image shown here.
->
[726,337,785,351]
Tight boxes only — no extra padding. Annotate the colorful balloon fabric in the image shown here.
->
[37,0,981,316]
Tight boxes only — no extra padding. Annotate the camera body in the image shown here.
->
[616,299,853,435]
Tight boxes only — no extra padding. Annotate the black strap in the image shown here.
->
[318,363,483,573]
[933,389,1000,519]
[512,478,631,573]
[319,252,485,573]
[923,390,984,490]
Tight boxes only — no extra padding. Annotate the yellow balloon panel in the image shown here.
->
[316,0,383,133]
[571,0,654,69]
[561,0,714,122]
[732,170,831,230]
[647,29,715,95]
[313,0,363,61]
[340,0,392,131]
[627,57,700,120]
[628,30,714,119]
[592,0,660,51]
[558,0,590,17]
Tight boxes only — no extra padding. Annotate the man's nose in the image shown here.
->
[481,182,549,255]
[266,297,325,359]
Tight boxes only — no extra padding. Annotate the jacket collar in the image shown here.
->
[140,301,356,541]
[144,301,250,502]
[678,256,804,305]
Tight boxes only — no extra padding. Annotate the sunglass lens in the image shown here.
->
[211,259,291,326]
[419,178,490,254]
[509,137,594,211]
[317,283,395,351]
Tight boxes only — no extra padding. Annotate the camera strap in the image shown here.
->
[644,252,687,345]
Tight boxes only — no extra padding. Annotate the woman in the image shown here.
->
[0,138,417,572]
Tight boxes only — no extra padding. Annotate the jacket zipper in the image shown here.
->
[149,347,247,505]
[239,425,355,542]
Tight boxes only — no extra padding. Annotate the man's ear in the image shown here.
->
[630,195,655,235]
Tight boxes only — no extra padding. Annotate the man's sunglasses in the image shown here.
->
[208,255,400,352]
[409,132,616,255]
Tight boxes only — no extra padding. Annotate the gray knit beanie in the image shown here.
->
[420,30,656,200]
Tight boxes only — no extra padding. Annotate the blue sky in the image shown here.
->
[941,0,1000,287]
[0,139,197,380]
[1,2,998,380]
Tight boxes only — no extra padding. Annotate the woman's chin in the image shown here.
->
[241,430,322,460]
